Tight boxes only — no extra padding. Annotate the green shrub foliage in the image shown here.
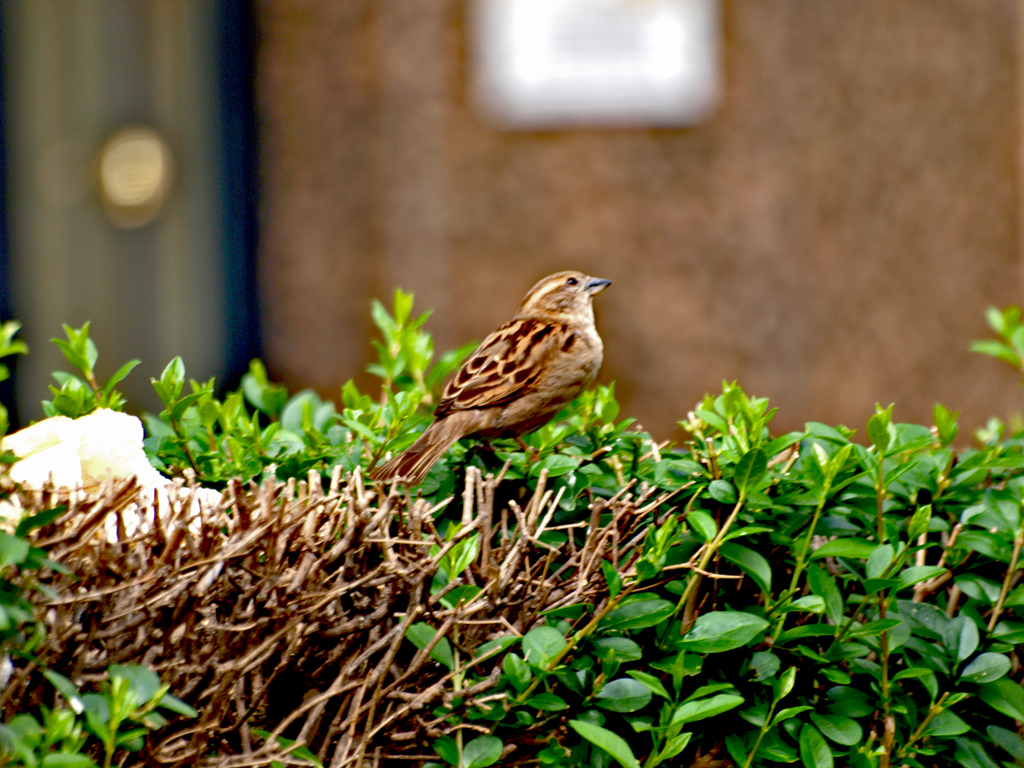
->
[140,295,1024,768]
[407,390,1024,768]
[5,298,1024,767]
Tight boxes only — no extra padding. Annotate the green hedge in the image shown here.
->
[0,297,1023,768]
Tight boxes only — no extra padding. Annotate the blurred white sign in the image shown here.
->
[474,0,720,127]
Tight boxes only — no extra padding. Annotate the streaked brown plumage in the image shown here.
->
[370,270,612,486]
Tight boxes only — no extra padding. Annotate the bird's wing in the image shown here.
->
[434,318,565,416]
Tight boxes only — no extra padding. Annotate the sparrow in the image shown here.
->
[371,270,612,486]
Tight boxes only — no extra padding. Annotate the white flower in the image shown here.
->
[7,441,84,489]
[73,408,166,488]
[1,409,221,539]
[1,409,165,490]
[2,416,83,488]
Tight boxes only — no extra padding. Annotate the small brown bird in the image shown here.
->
[371,270,612,486]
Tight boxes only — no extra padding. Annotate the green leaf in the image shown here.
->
[708,480,737,504]
[924,710,970,737]
[158,693,198,718]
[248,733,323,768]
[568,720,640,768]
[474,636,518,662]
[807,566,844,625]
[110,664,161,704]
[51,339,90,376]
[954,737,1001,768]
[865,543,894,579]
[522,626,567,667]
[899,566,947,588]
[158,356,185,390]
[463,735,503,768]
[733,448,768,495]
[405,623,454,669]
[677,612,769,653]
[535,453,580,477]
[931,405,959,448]
[432,736,459,766]
[978,678,1024,721]
[592,637,642,662]
[625,670,670,699]
[720,543,772,593]
[773,705,814,724]
[907,503,934,539]
[42,755,97,768]
[987,726,1024,763]
[970,340,1022,368]
[595,679,653,713]
[776,624,836,643]
[601,560,622,598]
[103,359,141,397]
[810,538,878,560]
[774,666,796,701]
[687,510,717,542]
[866,407,893,453]
[849,618,901,638]
[600,599,674,632]
[809,713,862,746]
[671,694,744,726]
[528,693,568,711]
[765,431,805,457]
[786,596,826,614]
[749,652,781,680]
[955,531,1011,562]
[986,305,1012,334]
[656,732,693,763]
[945,615,979,663]
[960,653,1011,684]
[503,653,531,691]
[84,710,111,743]
[14,506,65,538]
[0,532,30,569]
[799,723,834,768]
[684,683,737,702]
[725,734,748,767]
[892,667,935,683]
[43,670,85,714]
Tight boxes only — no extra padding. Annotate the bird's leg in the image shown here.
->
[515,436,541,464]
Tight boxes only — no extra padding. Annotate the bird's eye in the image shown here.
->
[566,277,578,286]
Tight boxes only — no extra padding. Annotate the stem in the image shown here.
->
[876,451,886,543]
[674,496,747,623]
[879,599,891,718]
[641,723,664,768]
[767,494,828,641]
[742,698,780,768]
[895,692,949,760]
[827,547,905,652]
[513,581,639,704]
[876,457,892,726]
[691,426,720,479]
[879,714,895,768]
[169,412,201,476]
[742,727,769,768]
[103,704,121,768]
[454,646,465,767]
[367,418,403,475]
[987,532,1023,631]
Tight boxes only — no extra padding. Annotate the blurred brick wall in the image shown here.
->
[255,0,1023,438]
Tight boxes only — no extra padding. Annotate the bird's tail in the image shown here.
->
[370,420,462,487]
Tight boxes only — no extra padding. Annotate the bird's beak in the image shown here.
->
[585,278,612,294]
